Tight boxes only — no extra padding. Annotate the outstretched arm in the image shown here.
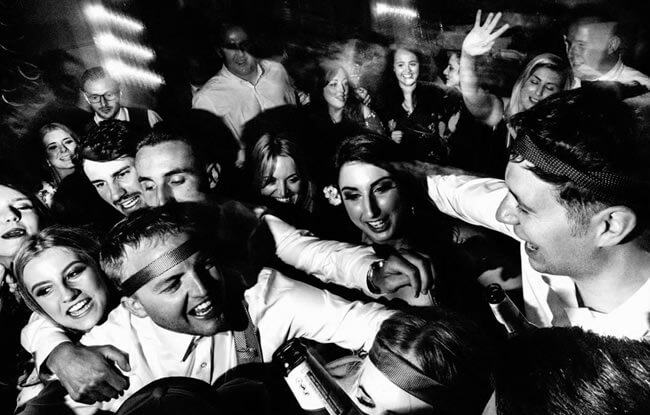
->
[460,10,510,127]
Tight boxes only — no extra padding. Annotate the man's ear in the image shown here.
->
[121,296,148,318]
[206,162,221,189]
[607,35,621,55]
[594,206,637,247]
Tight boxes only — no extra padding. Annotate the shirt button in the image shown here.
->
[200,362,207,368]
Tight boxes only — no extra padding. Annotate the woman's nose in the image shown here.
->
[2,206,21,223]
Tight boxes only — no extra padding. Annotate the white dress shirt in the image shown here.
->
[192,59,296,140]
[50,268,392,413]
[571,58,650,88]
[427,173,650,339]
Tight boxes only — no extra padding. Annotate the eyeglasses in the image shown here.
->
[222,40,252,52]
[84,90,119,104]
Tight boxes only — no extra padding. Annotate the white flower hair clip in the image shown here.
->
[323,185,342,206]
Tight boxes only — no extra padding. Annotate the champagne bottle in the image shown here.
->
[486,283,536,335]
[274,339,363,415]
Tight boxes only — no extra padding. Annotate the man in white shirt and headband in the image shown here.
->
[56,202,395,413]
[402,85,650,339]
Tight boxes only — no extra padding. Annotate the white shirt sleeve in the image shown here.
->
[246,268,395,358]
[426,174,517,239]
[21,312,72,371]
[264,214,379,296]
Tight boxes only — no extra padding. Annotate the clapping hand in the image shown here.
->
[462,10,510,57]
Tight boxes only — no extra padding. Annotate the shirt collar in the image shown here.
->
[94,106,127,125]
[219,61,264,85]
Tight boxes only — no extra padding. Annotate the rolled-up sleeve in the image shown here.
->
[265,215,378,296]
[21,312,72,371]
[246,268,395,359]
[427,174,516,238]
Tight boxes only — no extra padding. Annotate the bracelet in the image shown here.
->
[367,260,384,294]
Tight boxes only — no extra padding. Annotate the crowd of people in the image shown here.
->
[1,6,650,415]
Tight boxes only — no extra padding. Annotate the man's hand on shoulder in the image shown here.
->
[46,342,131,404]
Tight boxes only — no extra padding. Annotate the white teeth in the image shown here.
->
[367,219,387,230]
[120,196,139,210]
[276,197,290,203]
[193,300,213,317]
[68,298,91,317]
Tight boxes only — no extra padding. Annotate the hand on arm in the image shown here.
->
[45,342,131,404]
[461,10,510,126]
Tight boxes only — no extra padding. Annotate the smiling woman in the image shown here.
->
[251,132,316,212]
[14,226,114,332]
[24,123,81,208]
[335,134,457,306]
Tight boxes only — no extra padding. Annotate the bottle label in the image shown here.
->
[286,361,329,412]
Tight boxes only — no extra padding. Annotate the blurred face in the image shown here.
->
[519,67,563,111]
[83,157,145,216]
[122,232,227,336]
[136,141,206,207]
[221,27,257,79]
[83,77,121,120]
[323,68,349,111]
[339,162,406,245]
[443,53,460,88]
[43,128,77,170]
[22,247,109,332]
[0,185,39,264]
[496,161,596,276]
[393,48,419,88]
[354,359,433,415]
[260,156,302,205]
[565,21,617,80]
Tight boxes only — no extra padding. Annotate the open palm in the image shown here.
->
[462,10,510,57]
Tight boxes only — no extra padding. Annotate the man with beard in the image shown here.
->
[192,25,296,165]
[81,67,162,132]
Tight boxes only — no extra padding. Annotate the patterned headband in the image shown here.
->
[120,239,199,297]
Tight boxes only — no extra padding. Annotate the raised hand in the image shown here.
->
[462,10,510,57]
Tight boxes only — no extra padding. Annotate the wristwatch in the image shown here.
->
[366,259,384,294]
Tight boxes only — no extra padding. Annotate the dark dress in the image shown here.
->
[384,83,458,164]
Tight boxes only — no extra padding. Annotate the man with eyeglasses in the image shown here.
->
[81,66,162,132]
[192,24,296,166]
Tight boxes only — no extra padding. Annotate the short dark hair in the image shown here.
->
[100,202,221,285]
[81,66,114,89]
[376,310,492,415]
[494,327,650,415]
[137,129,202,167]
[81,120,137,162]
[508,86,650,241]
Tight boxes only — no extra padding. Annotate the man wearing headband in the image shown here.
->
[403,86,650,339]
[53,202,394,412]
[348,311,491,415]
